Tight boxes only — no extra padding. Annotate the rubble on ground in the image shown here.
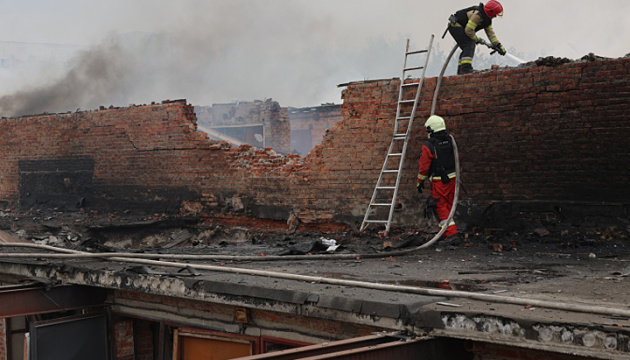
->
[535,56,572,67]
[0,206,628,260]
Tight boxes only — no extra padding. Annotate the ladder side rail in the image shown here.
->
[385,35,435,232]
[393,39,412,136]
[363,39,412,231]
[362,35,434,233]
[360,140,398,230]
[405,34,434,136]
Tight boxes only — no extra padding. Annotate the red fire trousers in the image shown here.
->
[430,178,458,237]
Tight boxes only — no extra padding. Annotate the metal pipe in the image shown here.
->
[2,243,630,318]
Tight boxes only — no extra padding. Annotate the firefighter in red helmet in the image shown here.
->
[417,115,459,241]
[446,1,507,74]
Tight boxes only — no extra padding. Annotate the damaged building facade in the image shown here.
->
[287,104,342,156]
[195,100,291,154]
[0,55,629,359]
[195,100,342,157]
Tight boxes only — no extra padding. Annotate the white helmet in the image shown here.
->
[425,115,446,134]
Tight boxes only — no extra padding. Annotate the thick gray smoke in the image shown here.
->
[0,0,628,117]
[0,39,131,117]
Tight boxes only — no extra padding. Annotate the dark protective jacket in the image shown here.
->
[418,131,456,184]
[454,3,492,31]
[450,3,499,44]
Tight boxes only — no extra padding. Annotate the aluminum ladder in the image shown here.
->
[360,35,434,233]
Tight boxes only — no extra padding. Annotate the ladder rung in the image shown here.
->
[364,220,389,224]
[371,203,393,207]
[376,186,396,190]
[397,116,411,120]
[383,170,399,173]
[387,153,402,157]
[404,66,424,72]
[399,100,415,104]
[394,133,407,137]
[407,49,428,55]
[402,82,419,87]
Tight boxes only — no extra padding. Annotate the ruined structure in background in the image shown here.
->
[288,104,342,156]
[195,100,342,156]
[195,99,291,154]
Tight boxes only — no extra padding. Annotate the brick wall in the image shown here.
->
[113,319,134,360]
[134,320,154,360]
[261,101,290,154]
[428,59,630,204]
[0,57,628,231]
[0,319,6,360]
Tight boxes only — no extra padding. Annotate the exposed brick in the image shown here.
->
[0,318,6,360]
[113,319,134,360]
[0,58,629,232]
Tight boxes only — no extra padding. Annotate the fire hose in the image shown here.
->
[2,242,630,319]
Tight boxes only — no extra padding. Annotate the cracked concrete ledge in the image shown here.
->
[0,259,442,333]
[2,256,630,358]
[419,303,630,360]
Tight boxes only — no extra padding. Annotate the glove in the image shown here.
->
[496,43,506,56]
[424,196,438,220]
[475,38,488,46]
[416,181,425,194]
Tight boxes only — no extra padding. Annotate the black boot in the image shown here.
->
[457,63,473,75]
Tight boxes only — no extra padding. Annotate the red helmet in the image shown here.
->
[484,0,503,18]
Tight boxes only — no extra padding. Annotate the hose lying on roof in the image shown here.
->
[2,241,630,319]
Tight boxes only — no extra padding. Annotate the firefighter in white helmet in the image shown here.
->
[417,115,458,240]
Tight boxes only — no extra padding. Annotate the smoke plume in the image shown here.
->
[0,0,629,117]
[0,39,132,117]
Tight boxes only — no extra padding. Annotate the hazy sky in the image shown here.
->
[0,0,628,115]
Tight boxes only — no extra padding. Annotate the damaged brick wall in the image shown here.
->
[1,100,209,214]
[261,101,290,154]
[113,319,134,360]
[0,57,628,231]
[331,57,630,227]
[0,319,5,360]
[288,104,342,156]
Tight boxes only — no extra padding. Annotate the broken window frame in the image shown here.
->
[173,327,259,359]
[6,316,28,360]
[28,311,109,360]
[259,335,311,354]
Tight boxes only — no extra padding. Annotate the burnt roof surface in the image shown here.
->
[1,216,629,313]
[1,208,630,358]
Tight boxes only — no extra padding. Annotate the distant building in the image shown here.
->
[195,99,290,154]
[288,104,342,156]
[195,101,342,156]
